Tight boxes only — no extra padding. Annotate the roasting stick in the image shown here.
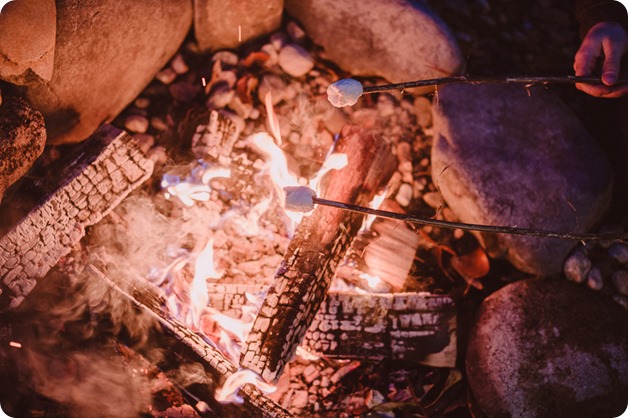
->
[284,187,628,242]
[87,265,293,418]
[326,76,628,107]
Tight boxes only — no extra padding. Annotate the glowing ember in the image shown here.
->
[9,341,21,348]
[215,369,276,404]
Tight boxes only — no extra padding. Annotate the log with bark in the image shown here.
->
[0,125,153,310]
[87,265,292,418]
[240,125,398,383]
[207,283,457,367]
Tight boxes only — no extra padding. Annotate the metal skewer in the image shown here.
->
[361,75,628,94]
[312,196,628,242]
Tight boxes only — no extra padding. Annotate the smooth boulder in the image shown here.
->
[17,0,193,145]
[0,96,47,202]
[431,84,613,276]
[466,279,628,418]
[285,0,464,93]
[194,0,284,52]
[0,0,56,85]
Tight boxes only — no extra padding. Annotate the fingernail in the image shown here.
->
[603,72,617,85]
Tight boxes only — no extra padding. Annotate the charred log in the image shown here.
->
[240,126,398,382]
[0,125,153,310]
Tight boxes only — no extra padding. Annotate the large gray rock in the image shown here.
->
[466,279,628,418]
[431,84,613,276]
[194,0,284,52]
[0,95,47,202]
[0,0,56,85]
[285,0,463,92]
[17,0,193,145]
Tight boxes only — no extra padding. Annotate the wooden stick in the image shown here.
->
[362,75,628,94]
[240,125,398,383]
[87,265,292,418]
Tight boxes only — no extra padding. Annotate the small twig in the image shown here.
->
[362,75,628,94]
[312,197,628,241]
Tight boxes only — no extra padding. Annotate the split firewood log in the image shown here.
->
[240,125,398,382]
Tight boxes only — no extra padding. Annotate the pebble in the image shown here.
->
[395,183,413,207]
[148,146,168,165]
[156,67,177,85]
[170,53,189,75]
[292,390,309,409]
[206,81,235,109]
[150,116,169,131]
[169,81,201,103]
[414,96,432,128]
[261,43,279,67]
[287,21,307,43]
[612,294,628,310]
[585,266,604,291]
[270,31,288,51]
[278,44,315,78]
[133,133,155,154]
[124,114,149,133]
[134,97,150,109]
[563,248,591,283]
[303,364,320,383]
[212,50,239,67]
[610,269,628,295]
[422,191,442,209]
[608,242,628,264]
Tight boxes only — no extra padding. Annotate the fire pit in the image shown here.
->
[1,1,626,417]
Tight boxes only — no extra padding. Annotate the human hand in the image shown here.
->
[574,21,628,98]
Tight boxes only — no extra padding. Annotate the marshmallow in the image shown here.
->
[284,186,316,212]
[326,78,363,108]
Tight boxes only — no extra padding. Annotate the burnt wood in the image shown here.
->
[0,125,153,310]
[240,125,398,382]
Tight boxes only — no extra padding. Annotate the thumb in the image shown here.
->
[601,39,623,85]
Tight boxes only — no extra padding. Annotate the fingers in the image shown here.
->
[573,22,628,98]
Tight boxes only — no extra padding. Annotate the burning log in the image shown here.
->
[88,266,292,418]
[241,125,398,382]
[207,283,457,367]
[0,124,153,310]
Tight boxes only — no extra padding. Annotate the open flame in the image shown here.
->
[214,369,276,404]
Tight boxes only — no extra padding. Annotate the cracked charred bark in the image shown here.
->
[240,125,398,382]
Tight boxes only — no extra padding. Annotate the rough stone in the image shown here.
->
[285,0,463,93]
[610,270,628,296]
[194,0,284,52]
[467,279,628,418]
[563,248,591,284]
[17,0,193,144]
[431,84,613,276]
[0,0,56,85]
[0,95,47,202]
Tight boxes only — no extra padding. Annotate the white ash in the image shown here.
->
[327,78,364,108]
[284,186,316,212]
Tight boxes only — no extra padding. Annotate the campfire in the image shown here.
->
[2,1,626,417]
[0,20,461,418]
